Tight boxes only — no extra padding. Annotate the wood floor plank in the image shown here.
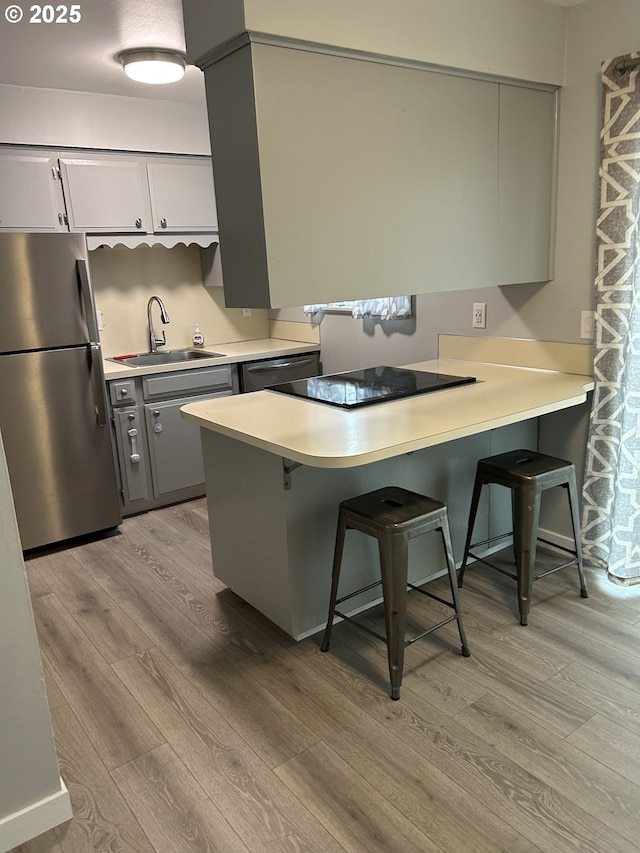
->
[519,608,640,692]
[31,593,164,771]
[49,704,155,853]
[303,639,635,853]
[275,741,441,853]
[112,648,340,853]
[460,566,640,690]
[139,537,292,652]
[454,693,639,846]
[14,500,640,853]
[117,587,320,769]
[39,652,68,712]
[334,613,594,738]
[242,644,532,853]
[30,549,154,664]
[532,565,640,625]
[110,743,250,852]
[23,559,53,599]
[546,661,640,737]
[114,538,279,663]
[566,712,640,786]
[66,535,149,603]
[9,830,64,853]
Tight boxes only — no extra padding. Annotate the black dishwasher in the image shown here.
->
[239,352,321,392]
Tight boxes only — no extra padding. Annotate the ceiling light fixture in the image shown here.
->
[117,49,186,85]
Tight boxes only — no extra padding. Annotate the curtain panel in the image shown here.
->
[581,51,640,584]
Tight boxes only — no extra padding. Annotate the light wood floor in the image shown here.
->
[11,498,640,853]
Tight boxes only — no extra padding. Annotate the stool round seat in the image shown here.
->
[458,449,588,625]
[321,486,470,700]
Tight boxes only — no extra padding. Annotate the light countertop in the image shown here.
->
[181,358,594,469]
[102,338,321,380]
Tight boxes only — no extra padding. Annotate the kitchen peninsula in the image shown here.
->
[181,337,594,639]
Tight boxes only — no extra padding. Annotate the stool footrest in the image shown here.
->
[466,549,578,582]
[335,579,382,608]
[333,608,387,645]
[334,607,459,649]
[407,613,458,645]
[466,552,518,582]
[407,582,459,611]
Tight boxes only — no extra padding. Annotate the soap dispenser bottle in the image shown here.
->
[192,324,204,347]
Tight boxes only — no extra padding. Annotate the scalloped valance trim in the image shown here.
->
[86,233,218,250]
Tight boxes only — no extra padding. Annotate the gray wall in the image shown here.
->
[313,0,639,542]
[318,0,640,375]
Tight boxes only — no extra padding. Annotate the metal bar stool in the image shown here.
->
[321,486,470,700]
[457,449,589,626]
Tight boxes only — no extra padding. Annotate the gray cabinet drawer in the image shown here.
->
[142,366,232,401]
[109,379,136,405]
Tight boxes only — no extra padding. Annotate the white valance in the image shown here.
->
[304,296,411,319]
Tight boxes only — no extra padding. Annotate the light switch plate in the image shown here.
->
[580,310,594,339]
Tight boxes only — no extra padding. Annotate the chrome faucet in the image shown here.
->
[147,296,170,352]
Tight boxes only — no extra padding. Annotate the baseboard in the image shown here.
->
[0,777,72,852]
[537,526,575,554]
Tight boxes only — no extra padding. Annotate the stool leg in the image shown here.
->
[439,519,471,657]
[458,471,485,588]
[321,512,348,652]
[378,533,409,700]
[512,484,541,626]
[564,479,589,599]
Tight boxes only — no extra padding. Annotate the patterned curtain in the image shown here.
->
[581,52,640,584]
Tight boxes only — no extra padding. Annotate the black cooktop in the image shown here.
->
[267,366,476,409]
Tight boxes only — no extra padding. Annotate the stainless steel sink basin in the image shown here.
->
[110,349,225,366]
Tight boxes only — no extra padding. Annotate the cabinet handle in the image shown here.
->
[58,213,64,225]
[127,426,141,463]
[135,218,143,229]
[160,218,167,229]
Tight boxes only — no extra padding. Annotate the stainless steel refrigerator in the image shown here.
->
[0,232,121,550]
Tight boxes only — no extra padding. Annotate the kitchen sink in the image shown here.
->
[109,349,225,366]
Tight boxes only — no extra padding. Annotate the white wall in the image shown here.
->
[0,433,72,850]
[90,244,269,355]
[0,84,211,154]
[184,0,567,86]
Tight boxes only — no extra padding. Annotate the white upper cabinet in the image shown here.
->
[147,159,217,232]
[60,155,153,233]
[0,150,68,232]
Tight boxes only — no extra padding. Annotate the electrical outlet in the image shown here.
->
[472,302,486,329]
[242,308,252,317]
[580,310,594,340]
[96,310,104,331]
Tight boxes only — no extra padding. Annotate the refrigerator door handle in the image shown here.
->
[77,258,100,344]
[89,343,108,427]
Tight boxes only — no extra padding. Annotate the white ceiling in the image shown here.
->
[0,0,590,106]
[0,0,206,104]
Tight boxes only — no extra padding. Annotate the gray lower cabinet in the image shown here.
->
[108,365,235,514]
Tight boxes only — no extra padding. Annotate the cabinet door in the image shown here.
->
[112,406,153,504]
[60,156,152,233]
[498,85,557,285]
[144,392,231,497]
[0,151,67,231]
[147,159,218,232]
